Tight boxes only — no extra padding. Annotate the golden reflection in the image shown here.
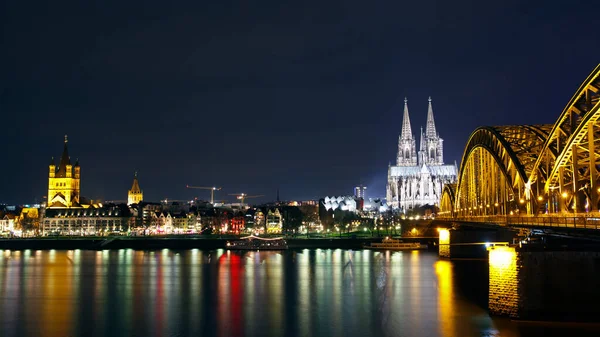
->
[332,249,342,332]
[189,250,203,334]
[132,251,145,336]
[121,249,134,337]
[41,251,74,336]
[408,251,421,329]
[434,260,455,336]
[244,252,256,334]
[297,250,311,337]
[266,252,283,333]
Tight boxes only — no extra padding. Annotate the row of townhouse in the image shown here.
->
[0,214,17,234]
[1,207,40,237]
[38,204,288,236]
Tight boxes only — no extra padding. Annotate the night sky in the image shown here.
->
[2,0,599,204]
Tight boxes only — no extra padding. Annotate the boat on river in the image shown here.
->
[364,237,426,251]
[226,235,288,250]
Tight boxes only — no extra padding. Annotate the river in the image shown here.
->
[0,249,598,337]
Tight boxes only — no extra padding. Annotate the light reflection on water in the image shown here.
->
[0,249,599,337]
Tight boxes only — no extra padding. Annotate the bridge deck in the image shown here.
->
[437,215,600,230]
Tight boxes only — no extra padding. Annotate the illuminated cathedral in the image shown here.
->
[43,135,132,234]
[386,98,457,212]
[47,135,81,208]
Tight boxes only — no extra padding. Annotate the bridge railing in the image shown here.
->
[436,214,600,230]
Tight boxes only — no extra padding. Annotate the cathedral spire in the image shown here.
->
[425,97,437,139]
[419,126,425,151]
[56,135,71,177]
[401,97,413,140]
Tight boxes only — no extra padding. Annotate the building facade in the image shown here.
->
[42,206,133,235]
[266,208,282,234]
[386,98,457,212]
[354,185,367,199]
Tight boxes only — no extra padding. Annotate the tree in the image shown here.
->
[281,206,303,234]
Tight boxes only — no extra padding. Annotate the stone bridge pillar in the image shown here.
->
[488,245,600,321]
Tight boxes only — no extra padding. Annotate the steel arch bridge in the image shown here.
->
[440,64,600,224]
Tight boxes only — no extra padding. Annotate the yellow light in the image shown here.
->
[489,246,516,269]
[561,192,568,199]
[519,199,525,204]
[486,204,490,208]
[537,196,543,201]
[494,202,499,207]
[439,229,449,243]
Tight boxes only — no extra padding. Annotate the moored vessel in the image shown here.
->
[364,237,426,250]
[226,235,288,250]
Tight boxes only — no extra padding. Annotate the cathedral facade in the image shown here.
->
[386,98,457,212]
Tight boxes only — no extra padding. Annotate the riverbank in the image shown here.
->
[0,236,438,250]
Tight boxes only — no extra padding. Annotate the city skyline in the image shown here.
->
[2,1,600,204]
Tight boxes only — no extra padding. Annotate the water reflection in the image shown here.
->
[0,249,599,337]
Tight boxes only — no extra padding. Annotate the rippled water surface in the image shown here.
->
[0,249,598,337]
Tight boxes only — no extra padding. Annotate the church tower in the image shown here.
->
[47,135,80,208]
[423,97,444,165]
[128,172,143,205]
[396,98,417,166]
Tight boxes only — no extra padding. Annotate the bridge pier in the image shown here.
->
[438,226,516,259]
[488,245,600,321]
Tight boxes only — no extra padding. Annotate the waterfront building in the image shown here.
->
[230,213,245,234]
[127,172,143,205]
[42,205,132,235]
[0,214,16,233]
[253,209,266,233]
[362,198,389,213]
[146,211,194,234]
[42,136,138,234]
[321,196,357,212]
[47,135,81,208]
[266,208,282,234]
[386,98,457,212]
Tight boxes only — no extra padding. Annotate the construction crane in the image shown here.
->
[186,185,222,204]
[161,198,192,204]
[228,193,264,207]
[103,200,127,204]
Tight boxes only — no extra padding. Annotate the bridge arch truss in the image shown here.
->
[441,63,600,216]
